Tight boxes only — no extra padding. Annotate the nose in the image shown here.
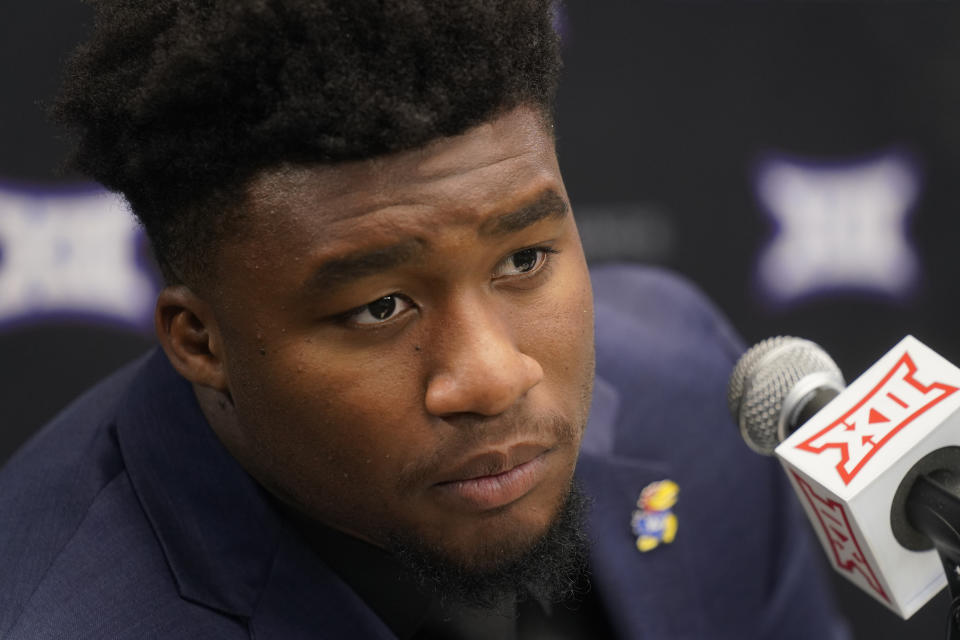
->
[424,296,544,418]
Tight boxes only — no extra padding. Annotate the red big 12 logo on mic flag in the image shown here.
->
[789,470,891,604]
[776,336,960,619]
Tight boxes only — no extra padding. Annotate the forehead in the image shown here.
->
[237,106,562,254]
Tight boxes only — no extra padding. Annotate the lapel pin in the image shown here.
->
[631,479,679,553]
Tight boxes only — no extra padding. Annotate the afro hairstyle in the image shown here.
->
[55,0,563,284]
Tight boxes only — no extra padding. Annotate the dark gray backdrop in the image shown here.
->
[4,2,959,638]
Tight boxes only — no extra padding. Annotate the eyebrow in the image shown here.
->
[479,189,569,237]
[304,241,424,291]
[304,188,569,292]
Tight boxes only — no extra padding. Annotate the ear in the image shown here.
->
[155,285,229,391]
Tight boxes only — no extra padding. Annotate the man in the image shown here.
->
[0,1,847,638]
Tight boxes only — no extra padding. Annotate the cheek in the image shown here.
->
[519,262,595,431]
[228,343,432,504]
[526,264,594,370]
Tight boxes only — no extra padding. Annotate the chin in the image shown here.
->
[435,481,573,563]
[386,480,590,607]
[457,519,554,572]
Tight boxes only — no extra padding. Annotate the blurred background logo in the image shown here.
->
[754,152,920,305]
[0,184,158,332]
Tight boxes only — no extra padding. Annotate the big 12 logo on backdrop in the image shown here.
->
[0,183,158,332]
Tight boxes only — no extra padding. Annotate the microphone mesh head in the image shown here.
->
[728,336,844,455]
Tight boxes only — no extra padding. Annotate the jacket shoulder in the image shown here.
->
[591,263,743,363]
[0,354,184,635]
[590,264,744,450]
[3,472,244,639]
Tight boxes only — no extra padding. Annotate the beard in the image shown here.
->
[386,480,591,610]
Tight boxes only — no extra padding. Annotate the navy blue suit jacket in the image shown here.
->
[0,265,848,638]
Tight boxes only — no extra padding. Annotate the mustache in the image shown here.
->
[396,413,582,491]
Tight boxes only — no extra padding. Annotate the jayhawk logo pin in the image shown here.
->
[631,480,679,552]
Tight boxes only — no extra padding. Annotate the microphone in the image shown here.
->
[727,336,845,455]
[729,335,960,620]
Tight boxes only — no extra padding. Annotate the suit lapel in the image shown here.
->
[249,526,397,640]
[577,375,708,640]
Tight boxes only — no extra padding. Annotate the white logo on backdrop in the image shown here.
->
[755,152,920,304]
[0,185,158,331]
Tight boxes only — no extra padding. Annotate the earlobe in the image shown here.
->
[155,285,229,391]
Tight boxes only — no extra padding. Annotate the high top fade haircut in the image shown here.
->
[55,0,563,286]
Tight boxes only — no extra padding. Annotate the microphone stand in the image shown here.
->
[905,469,960,640]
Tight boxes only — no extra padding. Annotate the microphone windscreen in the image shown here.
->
[728,336,844,455]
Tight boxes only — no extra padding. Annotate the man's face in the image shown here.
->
[204,105,595,571]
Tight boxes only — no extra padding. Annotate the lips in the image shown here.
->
[432,443,552,512]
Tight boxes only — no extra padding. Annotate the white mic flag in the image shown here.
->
[773,335,960,619]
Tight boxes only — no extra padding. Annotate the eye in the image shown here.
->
[492,247,555,279]
[346,294,414,325]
